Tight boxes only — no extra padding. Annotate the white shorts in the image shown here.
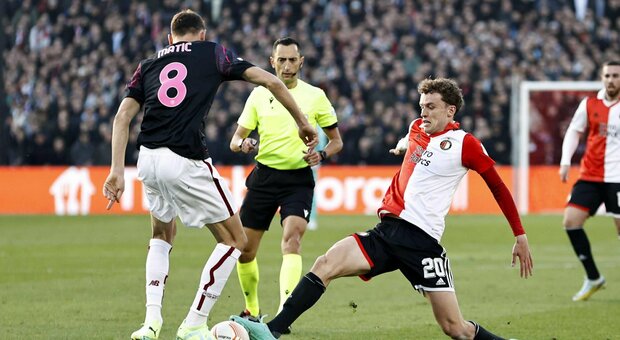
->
[137,146,236,227]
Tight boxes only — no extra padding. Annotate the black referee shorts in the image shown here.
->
[353,217,455,293]
[568,180,620,215]
[240,162,315,230]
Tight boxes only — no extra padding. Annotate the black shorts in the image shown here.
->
[240,162,314,230]
[568,180,620,215]
[353,217,455,293]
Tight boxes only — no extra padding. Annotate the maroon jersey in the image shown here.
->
[126,41,254,159]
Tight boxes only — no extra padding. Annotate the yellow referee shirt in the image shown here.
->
[237,79,338,170]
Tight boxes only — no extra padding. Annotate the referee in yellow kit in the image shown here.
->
[230,37,343,327]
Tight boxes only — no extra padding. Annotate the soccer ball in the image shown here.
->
[210,320,250,340]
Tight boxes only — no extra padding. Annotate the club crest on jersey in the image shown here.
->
[440,139,452,150]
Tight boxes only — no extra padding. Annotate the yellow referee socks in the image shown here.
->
[278,254,302,313]
[237,258,260,316]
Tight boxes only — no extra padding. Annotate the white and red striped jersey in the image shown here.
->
[566,89,620,182]
[379,119,495,241]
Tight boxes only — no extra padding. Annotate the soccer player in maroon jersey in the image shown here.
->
[559,60,620,301]
[232,78,533,340]
[102,9,317,340]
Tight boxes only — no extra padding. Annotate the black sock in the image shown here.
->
[566,228,600,280]
[469,321,505,340]
[267,272,326,335]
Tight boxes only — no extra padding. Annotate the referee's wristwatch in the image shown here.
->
[319,150,328,162]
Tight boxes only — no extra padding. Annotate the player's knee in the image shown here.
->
[311,254,330,272]
[239,247,258,263]
[310,254,339,280]
[281,235,302,254]
[232,234,248,252]
[218,233,247,253]
[563,217,583,229]
[235,236,248,252]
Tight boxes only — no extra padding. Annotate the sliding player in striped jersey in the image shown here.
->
[232,77,533,340]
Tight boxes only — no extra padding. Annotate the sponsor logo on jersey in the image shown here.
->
[410,145,431,166]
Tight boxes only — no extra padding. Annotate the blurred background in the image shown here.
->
[2,0,618,168]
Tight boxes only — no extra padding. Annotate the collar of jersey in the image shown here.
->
[427,120,460,138]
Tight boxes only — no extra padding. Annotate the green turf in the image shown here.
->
[0,214,618,339]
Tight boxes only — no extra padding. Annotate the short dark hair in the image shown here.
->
[170,9,205,36]
[603,60,620,67]
[418,78,465,112]
[272,37,301,54]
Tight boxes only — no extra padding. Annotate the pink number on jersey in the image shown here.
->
[157,62,188,107]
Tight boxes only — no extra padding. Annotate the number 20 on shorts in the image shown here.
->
[422,257,447,278]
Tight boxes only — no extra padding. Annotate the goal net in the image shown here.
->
[512,80,600,214]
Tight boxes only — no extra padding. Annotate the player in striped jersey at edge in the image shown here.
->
[559,60,620,302]
[231,77,534,340]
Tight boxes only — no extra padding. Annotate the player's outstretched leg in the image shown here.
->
[230,316,277,340]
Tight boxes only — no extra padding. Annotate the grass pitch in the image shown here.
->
[1,214,618,339]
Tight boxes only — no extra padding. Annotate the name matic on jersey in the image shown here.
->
[157,42,193,58]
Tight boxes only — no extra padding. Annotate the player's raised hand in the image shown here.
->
[559,165,570,183]
[298,124,318,149]
[389,137,408,156]
[512,234,533,278]
[103,171,124,210]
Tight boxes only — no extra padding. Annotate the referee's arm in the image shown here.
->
[230,125,257,153]
[320,124,343,159]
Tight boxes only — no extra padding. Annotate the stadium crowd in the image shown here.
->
[2,0,619,166]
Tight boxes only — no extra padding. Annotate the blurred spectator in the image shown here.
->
[49,136,70,165]
[2,0,618,166]
[69,130,95,166]
[93,122,112,165]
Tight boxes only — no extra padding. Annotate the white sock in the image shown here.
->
[184,243,241,327]
[144,238,172,324]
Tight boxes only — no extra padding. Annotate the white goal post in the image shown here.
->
[511,80,601,214]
